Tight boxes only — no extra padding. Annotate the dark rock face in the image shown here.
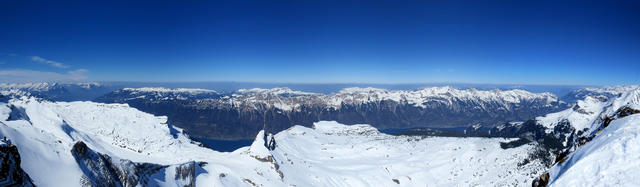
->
[71,141,204,187]
[465,119,570,151]
[174,162,197,187]
[7,105,30,122]
[0,139,35,187]
[96,88,567,140]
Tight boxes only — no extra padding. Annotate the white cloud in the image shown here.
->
[30,56,70,68]
[0,69,89,83]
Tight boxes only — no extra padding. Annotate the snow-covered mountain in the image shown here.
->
[118,87,222,101]
[0,82,119,101]
[3,85,640,186]
[96,86,567,140]
[0,93,551,186]
[486,86,640,186]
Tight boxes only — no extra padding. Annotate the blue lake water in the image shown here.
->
[194,138,254,152]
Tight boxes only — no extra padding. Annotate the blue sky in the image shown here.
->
[1,0,639,85]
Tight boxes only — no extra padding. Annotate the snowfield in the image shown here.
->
[0,95,549,186]
[272,121,547,186]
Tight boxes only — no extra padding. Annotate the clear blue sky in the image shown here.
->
[1,0,639,85]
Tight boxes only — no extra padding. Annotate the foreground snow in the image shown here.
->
[549,114,640,186]
[272,121,547,186]
[0,95,547,186]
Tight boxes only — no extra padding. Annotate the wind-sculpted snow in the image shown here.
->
[0,96,549,186]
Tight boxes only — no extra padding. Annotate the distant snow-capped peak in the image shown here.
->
[332,86,559,108]
[236,87,317,96]
[122,87,218,94]
[108,86,562,112]
[0,82,103,91]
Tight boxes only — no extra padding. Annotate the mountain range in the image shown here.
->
[95,86,568,140]
[1,85,639,186]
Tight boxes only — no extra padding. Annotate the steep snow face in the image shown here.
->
[0,96,549,186]
[548,114,640,186]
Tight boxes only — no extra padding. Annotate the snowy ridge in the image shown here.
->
[0,82,102,91]
[579,85,640,96]
[537,87,640,139]
[0,82,60,91]
[561,85,640,103]
[0,97,283,186]
[248,86,560,111]
[237,87,317,96]
[333,86,559,108]
[536,96,608,134]
[123,87,218,94]
[114,86,560,112]
[527,86,640,186]
[0,96,549,186]
[115,87,221,101]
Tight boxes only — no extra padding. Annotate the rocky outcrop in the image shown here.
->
[71,141,205,187]
[0,138,35,187]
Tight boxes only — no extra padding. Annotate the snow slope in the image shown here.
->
[530,87,640,186]
[549,114,640,186]
[535,87,640,145]
[271,121,548,186]
[0,94,548,186]
[0,96,282,186]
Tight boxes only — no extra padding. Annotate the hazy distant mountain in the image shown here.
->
[0,82,122,101]
[96,86,568,140]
